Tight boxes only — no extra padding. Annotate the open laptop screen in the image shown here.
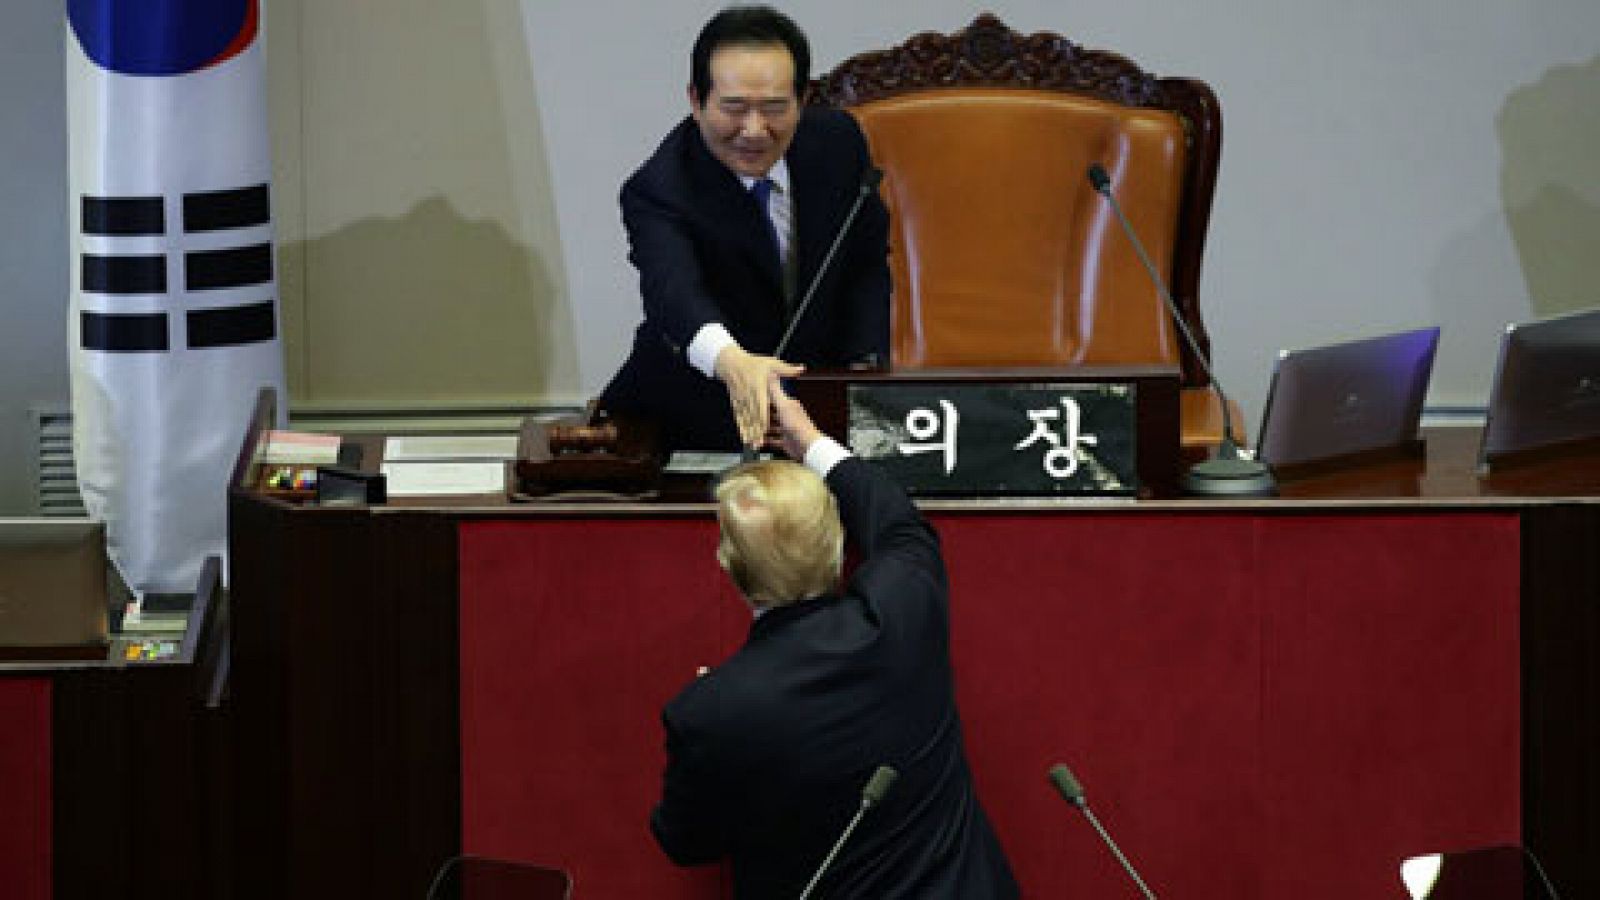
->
[1479,306,1600,470]
[0,518,108,649]
[1256,327,1440,470]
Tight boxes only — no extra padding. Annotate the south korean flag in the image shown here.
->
[67,0,286,595]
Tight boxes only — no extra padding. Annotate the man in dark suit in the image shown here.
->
[651,375,1019,899]
[600,6,890,452]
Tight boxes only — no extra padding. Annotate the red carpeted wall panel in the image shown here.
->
[1255,514,1522,896]
[460,511,1521,899]
[460,518,738,897]
[0,677,51,900]
[935,513,1266,897]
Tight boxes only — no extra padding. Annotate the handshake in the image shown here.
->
[713,345,817,452]
[762,372,824,461]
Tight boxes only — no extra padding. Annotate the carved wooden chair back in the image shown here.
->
[811,14,1223,394]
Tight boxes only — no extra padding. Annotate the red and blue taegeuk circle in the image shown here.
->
[68,0,259,76]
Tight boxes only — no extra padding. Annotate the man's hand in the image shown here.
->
[766,372,823,461]
[714,346,803,448]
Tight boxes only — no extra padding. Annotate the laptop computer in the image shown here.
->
[0,518,109,652]
[1256,326,1441,471]
[1478,306,1600,472]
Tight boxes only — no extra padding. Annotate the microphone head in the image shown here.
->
[860,166,884,193]
[861,765,899,809]
[1087,163,1111,193]
[1048,763,1087,807]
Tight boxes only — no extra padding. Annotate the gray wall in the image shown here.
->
[0,2,68,514]
[2,1,1597,514]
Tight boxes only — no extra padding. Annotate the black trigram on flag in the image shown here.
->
[79,183,277,353]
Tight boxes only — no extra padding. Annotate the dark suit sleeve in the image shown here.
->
[621,174,728,353]
[830,116,892,364]
[827,457,944,598]
[650,705,728,866]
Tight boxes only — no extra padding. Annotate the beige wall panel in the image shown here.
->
[269,0,578,410]
[1499,55,1600,319]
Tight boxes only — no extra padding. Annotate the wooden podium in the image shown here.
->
[225,389,1600,900]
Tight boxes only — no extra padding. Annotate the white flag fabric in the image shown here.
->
[66,0,285,595]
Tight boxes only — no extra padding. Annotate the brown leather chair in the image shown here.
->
[813,13,1238,450]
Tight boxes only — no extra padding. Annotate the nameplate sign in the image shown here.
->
[846,382,1138,495]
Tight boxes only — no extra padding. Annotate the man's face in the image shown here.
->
[690,43,801,179]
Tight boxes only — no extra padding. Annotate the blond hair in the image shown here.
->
[714,460,843,606]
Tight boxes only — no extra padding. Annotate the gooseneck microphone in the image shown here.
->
[775,167,884,358]
[1048,763,1158,900]
[797,764,899,900]
[1087,163,1276,496]
[739,167,883,462]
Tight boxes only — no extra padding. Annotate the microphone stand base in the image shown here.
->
[1182,456,1278,497]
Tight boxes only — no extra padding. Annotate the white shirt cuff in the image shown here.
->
[803,436,851,477]
[687,323,738,378]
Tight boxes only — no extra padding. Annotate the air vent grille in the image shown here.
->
[33,407,86,516]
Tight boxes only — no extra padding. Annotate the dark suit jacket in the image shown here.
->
[651,457,1019,899]
[600,107,891,451]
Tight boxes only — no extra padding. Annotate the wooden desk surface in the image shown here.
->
[1271,426,1600,503]
[333,426,1598,515]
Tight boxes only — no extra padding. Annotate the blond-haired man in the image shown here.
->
[650,375,1018,899]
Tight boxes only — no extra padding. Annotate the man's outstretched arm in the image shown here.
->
[767,376,941,577]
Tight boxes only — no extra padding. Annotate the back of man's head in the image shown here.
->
[690,5,811,106]
[714,460,842,606]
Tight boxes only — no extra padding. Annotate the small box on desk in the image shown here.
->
[253,429,349,504]
[256,463,319,502]
[315,466,387,506]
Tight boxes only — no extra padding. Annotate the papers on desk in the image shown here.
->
[664,452,745,475]
[380,461,506,496]
[384,434,519,462]
[380,434,518,496]
[664,451,776,475]
[262,429,340,465]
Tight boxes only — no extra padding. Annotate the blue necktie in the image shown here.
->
[750,177,782,267]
